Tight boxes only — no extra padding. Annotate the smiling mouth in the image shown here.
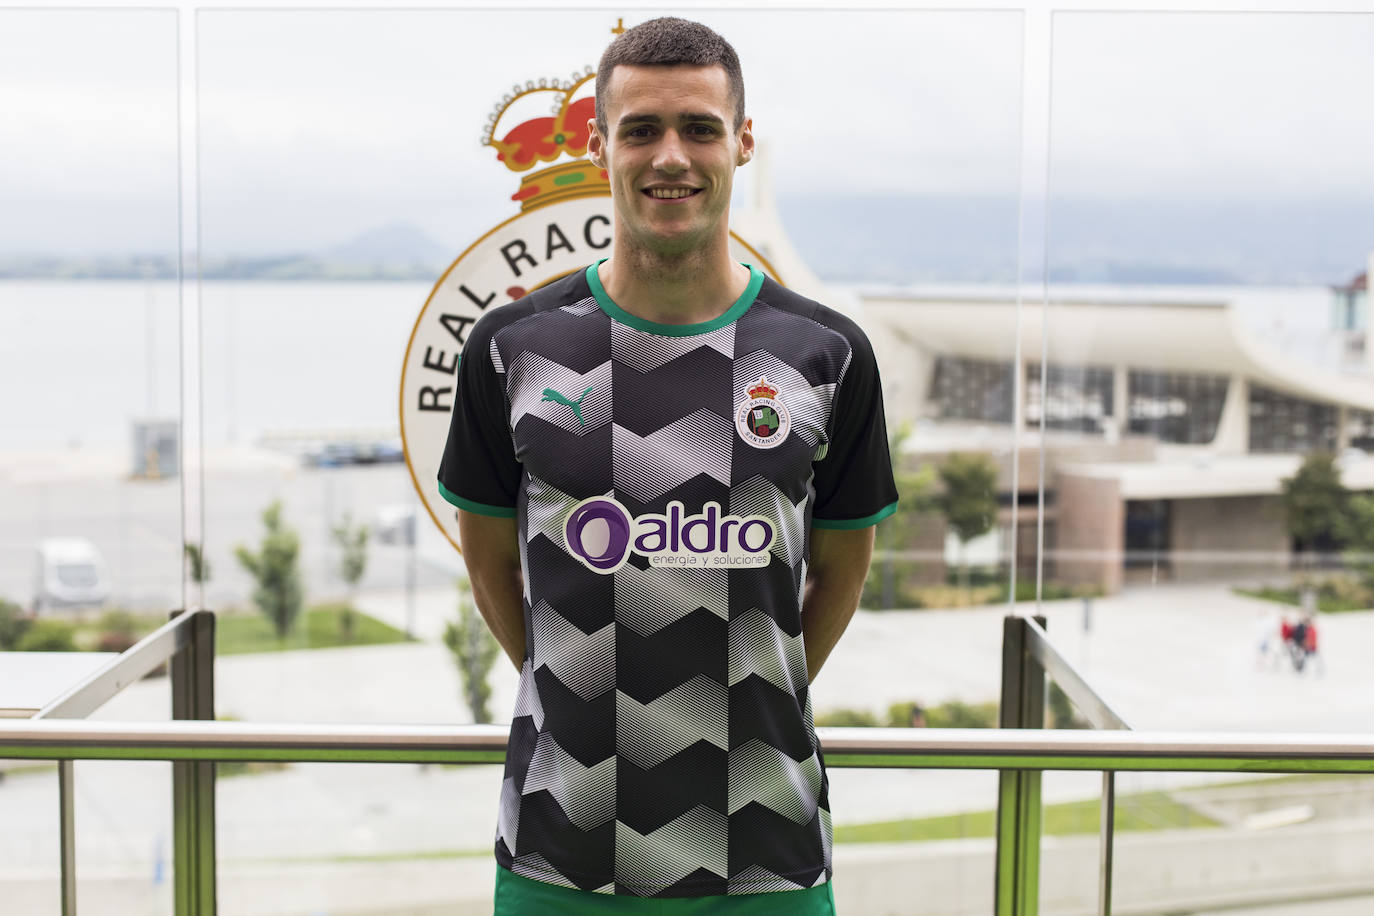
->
[644,188,701,200]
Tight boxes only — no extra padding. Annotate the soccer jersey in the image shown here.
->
[438,260,898,898]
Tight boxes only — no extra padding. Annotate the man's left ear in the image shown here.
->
[737,118,755,166]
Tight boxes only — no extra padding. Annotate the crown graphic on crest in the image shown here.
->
[748,378,779,400]
[483,70,609,212]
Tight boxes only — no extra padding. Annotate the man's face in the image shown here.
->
[588,63,754,258]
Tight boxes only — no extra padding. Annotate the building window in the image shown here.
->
[1127,370,1228,445]
[932,356,1015,424]
[1124,499,1171,570]
[1025,363,1113,434]
[1349,409,1374,452]
[1248,384,1338,453]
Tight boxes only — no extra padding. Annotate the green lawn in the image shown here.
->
[834,790,1218,845]
[69,604,413,657]
[213,604,413,655]
[1234,585,1370,614]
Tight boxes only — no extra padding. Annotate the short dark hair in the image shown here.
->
[595,17,746,134]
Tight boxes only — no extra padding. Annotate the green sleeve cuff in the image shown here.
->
[812,502,898,530]
[438,480,516,518]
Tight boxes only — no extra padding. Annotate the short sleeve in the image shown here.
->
[437,320,519,517]
[811,320,899,529]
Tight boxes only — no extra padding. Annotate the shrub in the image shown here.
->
[813,707,880,728]
[443,578,500,724]
[925,700,999,729]
[0,599,32,650]
[16,619,78,652]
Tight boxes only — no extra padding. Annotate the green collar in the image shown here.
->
[585,259,763,337]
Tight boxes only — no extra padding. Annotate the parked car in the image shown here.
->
[33,538,110,614]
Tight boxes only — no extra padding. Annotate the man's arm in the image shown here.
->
[456,509,525,670]
[801,525,875,683]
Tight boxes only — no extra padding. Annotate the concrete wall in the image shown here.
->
[830,820,1374,916]
[1168,495,1289,582]
[1053,474,1123,593]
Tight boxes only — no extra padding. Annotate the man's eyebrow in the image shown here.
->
[617,112,727,128]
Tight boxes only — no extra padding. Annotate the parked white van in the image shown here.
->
[33,538,110,613]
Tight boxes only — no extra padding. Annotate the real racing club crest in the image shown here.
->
[401,32,783,553]
[735,377,792,449]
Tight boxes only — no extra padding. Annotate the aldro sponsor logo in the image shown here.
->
[564,497,774,574]
[399,30,782,554]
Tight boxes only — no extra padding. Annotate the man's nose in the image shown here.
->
[652,130,690,173]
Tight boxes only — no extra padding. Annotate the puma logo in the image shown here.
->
[541,385,594,426]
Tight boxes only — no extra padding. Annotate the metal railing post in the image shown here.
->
[995,615,1046,916]
[170,610,217,915]
[58,760,76,915]
[1098,771,1115,916]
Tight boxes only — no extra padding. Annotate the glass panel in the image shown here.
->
[0,9,182,613]
[829,768,999,914]
[0,759,62,913]
[1110,770,1374,915]
[1043,6,1374,624]
[73,761,175,914]
[215,761,504,913]
[1042,12,1374,909]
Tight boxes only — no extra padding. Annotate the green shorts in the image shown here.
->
[493,867,837,915]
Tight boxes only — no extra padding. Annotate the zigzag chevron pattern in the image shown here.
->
[729,475,808,569]
[820,806,833,869]
[524,474,577,547]
[617,677,727,769]
[510,660,545,729]
[612,320,735,373]
[615,563,728,636]
[522,732,617,831]
[728,609,808,696]
[560,295,601,317]
[616,806,728,894]
[507,353,612,433]
[517,528,532,604]
[497,776,521,854]
[509,852,583,889]
[728,739,822,825]
[530,601,615,700]
[733,350,836,447]
[727,865,810,895]
[612,410,734,502]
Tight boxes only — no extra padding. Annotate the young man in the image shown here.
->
[438,17,897,912]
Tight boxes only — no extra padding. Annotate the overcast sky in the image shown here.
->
[1,3,1372,256]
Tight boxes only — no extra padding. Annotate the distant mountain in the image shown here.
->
[777,193,1374,286]
[0,223,453,281]
[3,201,1370,284]
[320,222,450,267]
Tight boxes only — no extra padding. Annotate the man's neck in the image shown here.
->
[598,239,751,326]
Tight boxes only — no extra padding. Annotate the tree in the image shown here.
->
[330,513,370,642]
[235,501,304,640]
[183,542,211,586]
[1338,492,1374,595]
[1281,452,1349,561]
[865,422,937,609]
[0,598,32,650]
[443,577,500,724]
[937,452,1000,591]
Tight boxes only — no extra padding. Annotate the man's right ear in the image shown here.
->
[587,119,605,169]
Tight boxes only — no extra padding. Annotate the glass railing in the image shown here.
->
[6,610,1374,916]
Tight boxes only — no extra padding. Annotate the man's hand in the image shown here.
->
[802,526,876,683]
[456,509,526,669]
